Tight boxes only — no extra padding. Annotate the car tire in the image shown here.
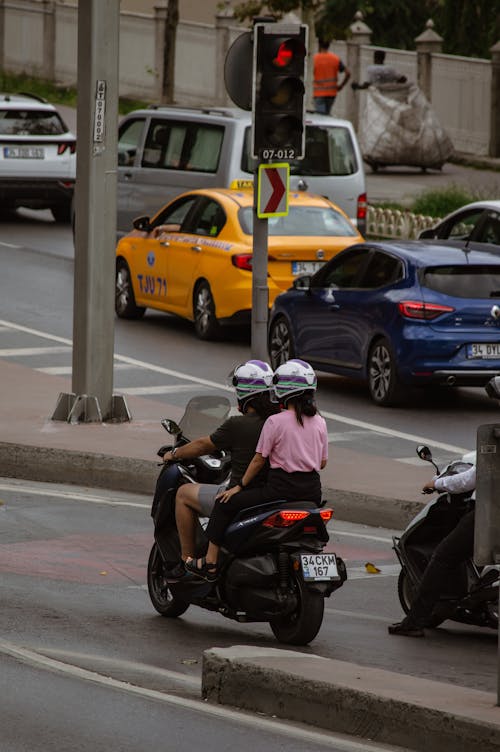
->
[193,281,219,340]
[269,315,295,368]
[367,337,405,406]
[51,202,72,223]
[115,260,146,319]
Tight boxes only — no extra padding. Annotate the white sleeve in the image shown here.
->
[434,466,476,494]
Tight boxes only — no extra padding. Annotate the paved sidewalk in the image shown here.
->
[1,356,498,752]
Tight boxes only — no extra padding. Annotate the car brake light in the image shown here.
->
[57,142,76,155]
[398,300,455,320]
[320,508,333,522]
[232,254,253,271]
[357,192,367,221]
[263,510,310,528]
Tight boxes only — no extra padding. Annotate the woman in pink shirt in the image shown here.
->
[186,359,328,581]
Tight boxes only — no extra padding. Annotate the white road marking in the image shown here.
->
[346,564,400,580]
[325,607,388,623]
[0,317,472,454]
[120,384,202,395]
[0,346,71,356]
[0,241,21,248]
[0,482,149,508]
[37,363,138,375]
[332,529,393,543]
[0,638,395,752]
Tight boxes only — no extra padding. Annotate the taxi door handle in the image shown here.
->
[191,245,202,252]
[159,240,170,247]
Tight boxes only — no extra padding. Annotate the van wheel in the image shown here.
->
[115,261,146,319]
[193,282,219,340]
[52,202,72,223]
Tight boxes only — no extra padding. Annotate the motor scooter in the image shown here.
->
[147,394,347,645]
[392,445,498,629]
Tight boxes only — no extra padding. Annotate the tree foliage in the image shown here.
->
[232,0,500,58]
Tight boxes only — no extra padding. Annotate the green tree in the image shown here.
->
[232,0,321,23]
[438,0,500,58]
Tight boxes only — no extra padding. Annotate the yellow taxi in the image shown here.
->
[115,186,363,339]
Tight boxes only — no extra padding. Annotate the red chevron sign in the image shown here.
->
[257,163,290,218]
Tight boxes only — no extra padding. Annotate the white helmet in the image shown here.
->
[231,360,274,403]
[273,359,317,401]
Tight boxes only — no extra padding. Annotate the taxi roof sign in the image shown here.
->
[230,179,254,190]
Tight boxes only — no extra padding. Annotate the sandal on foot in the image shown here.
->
[185,556,218,582]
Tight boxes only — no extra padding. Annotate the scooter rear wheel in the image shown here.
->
[269,572,324,646]
[147,544,190,617]
[398,568,444,628]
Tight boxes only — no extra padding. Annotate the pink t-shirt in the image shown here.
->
[256,409,328,473]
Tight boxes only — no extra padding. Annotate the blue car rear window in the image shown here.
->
[423,265,500,298]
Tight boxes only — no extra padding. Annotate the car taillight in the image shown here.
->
[263,510,310,528]
[320,508,333,522]
[232,254,253,271]
[357,192,367,221]
[57,142,76,155]
[398,301,455,320]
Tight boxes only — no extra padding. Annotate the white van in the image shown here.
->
[117,106,366,238]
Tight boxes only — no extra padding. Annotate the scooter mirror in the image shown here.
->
[161,418,181,435]
[416,445,433,462]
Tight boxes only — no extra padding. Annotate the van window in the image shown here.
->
[141,119,224,173]
[241,125,358,176]
[118,117,145,166]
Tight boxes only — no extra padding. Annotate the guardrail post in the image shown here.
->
[346,11,371,131]
[490,40,500,158]
[215,0,234,106]
[415,19,442,103]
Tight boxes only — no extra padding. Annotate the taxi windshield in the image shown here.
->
[238,205,358,237]
[241,125,358,176]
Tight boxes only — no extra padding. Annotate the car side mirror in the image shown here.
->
[132,215,151,232]
[293,275,311,291]
[418,228,435,240]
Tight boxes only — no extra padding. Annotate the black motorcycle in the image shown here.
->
[147,394,347,645]
[393,445,498,630]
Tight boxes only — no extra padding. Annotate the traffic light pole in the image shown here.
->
[251,175,269,361]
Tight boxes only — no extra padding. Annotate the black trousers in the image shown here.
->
[407,507,475,626]
[206,468,321,545]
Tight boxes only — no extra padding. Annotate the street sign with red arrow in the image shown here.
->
[257,162,290,218]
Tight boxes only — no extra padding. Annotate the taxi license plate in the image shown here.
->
[467,343,500,359]
[292,261,324,276]
[300,553,339,581]
[4,146,44,159]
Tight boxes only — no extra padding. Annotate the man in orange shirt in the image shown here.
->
[313,39,351,114]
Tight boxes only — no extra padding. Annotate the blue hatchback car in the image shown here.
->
[268,241,500,405]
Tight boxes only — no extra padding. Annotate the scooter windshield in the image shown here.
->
[178,395,231,440]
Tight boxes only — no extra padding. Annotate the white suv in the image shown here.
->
[0,93,76,222]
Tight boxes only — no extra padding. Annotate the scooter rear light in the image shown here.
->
[320,508,333,522]
[263,510,310,528]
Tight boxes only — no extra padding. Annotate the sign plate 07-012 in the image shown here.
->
[257,162,289,218]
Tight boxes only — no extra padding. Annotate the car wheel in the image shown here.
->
[269,316,295,368]
[51,202,72,223]
[193,281,219,340]
[367,337,405,406]
[115,261,146,319]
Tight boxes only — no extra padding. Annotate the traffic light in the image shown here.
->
[252,23,308,161]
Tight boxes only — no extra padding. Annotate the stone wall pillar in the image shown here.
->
[415,19,442,102]
[154,2,168,102]
[490,41,500,157]
[346,11,371,129]
[42,0,56,81]
[215,1,234,106]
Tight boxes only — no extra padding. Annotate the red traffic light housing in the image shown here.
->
[252,24,308,161]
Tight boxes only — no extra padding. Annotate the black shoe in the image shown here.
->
[388,619,424,637]
[164,562,186,583]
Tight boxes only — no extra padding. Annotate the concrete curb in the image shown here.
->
[0,441,422,529]
[202,646,500,752]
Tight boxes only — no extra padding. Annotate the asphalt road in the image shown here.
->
[0,478,497,751]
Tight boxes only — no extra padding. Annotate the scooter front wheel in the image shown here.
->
[269,572,324,646]
[147,544,190,618]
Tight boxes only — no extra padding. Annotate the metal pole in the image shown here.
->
[251,173,269,362]
[52,0,129,423]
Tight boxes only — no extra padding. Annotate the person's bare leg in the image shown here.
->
[175,484,202,561]
[205,541,219,566]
